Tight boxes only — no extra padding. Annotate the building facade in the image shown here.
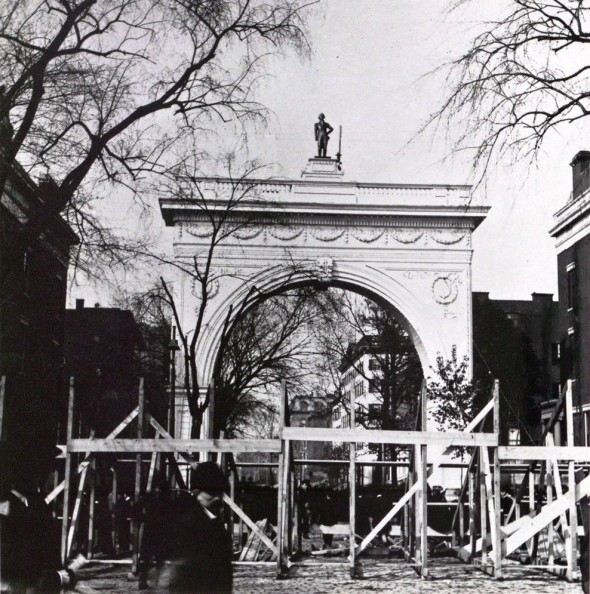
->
[550,150,590,446]
[63,299,146,438]
[333,335,419,486]
[333,337,383,431]
[0,165,77,490]
[472,291,561,444]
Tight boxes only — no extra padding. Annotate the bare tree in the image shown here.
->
[429,0,590,181]
[113,284,172,423]
[306,291,423,482]
[0,0,313,284]
[309,291,423,432]
[214,288,328,438]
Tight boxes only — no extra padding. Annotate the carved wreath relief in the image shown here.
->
[177,221,468,248]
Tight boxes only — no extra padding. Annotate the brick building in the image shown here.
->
[0,164,77,490]
[550,150,590,446]
[472,292,561,443]
[63,299,145,438]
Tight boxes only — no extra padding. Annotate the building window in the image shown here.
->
[368,357,380,371]
[567,263,577,311]
[551,342,561,365]
[507,313,520,327]
[368,380,379,393]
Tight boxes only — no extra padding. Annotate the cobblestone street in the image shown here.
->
[73,559,582,594]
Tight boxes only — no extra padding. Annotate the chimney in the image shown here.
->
[75,299,84,310]
[571,150,590,200]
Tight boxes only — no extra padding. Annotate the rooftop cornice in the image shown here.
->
[184,175,472,191]
[550,188,590,251]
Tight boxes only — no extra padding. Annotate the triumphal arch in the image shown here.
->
[160,153,489,437]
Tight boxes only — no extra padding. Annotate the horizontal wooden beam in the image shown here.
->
[281,427,497,447]
[498,446,590,462]
[67,438,282,454]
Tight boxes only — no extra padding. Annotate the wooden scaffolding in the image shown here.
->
[48,376,589,583]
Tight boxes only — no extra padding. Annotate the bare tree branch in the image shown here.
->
[425,0,590,184]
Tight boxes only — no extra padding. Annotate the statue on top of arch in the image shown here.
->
[314,113,333,158]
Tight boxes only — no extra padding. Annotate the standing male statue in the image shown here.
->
[314,113,334,158]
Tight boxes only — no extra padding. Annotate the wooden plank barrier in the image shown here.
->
[356,397,496,556]
[52,373,587,586]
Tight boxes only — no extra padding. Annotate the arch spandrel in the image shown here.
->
[192,259,468,389]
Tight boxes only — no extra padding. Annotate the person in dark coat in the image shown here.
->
[169,462,233,594]
[0,443,62,593]
[578,475,589,594]
[138,472,170,589]
[318,492,338,549]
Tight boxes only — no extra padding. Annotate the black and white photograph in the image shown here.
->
[1,1,589,593]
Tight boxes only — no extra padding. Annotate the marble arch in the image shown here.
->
[159,158,489,438]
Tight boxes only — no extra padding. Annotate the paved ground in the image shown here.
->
[73,558,583,594]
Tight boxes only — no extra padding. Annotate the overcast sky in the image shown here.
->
[73,1,587,306]
[244,1,584,301]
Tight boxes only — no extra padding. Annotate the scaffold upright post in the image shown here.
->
[565,379,578,582]
[349,379,357,578]
[469,467,476,561]
[479,448,487,566]
[492,380,502,578]
[289,457,295,555]
[276,380,288,578]
[87,458,96,558]
[131,378,145,575]
[110,465,118,553]
[419,383,428,578]
[61,377,75,564]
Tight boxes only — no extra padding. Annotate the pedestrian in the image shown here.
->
[138,471,170,589]
[298,480,311,539]
[168,462,233,594]
[578,471,589,594]
[318,491,338,549]
[0,442,63,593]
[115,493,132,552]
